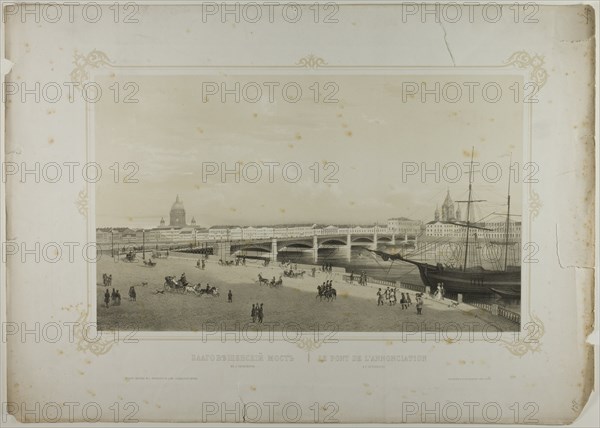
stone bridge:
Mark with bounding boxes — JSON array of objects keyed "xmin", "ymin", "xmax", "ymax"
[{"xmin": 206, "ymin": 232, "xmax": 417, "ymax": 262}]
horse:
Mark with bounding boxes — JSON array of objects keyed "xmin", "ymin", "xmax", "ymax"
[
  {"xmin": 317, "ymin": 286, "xmax": 336, "ymax": 302},
  {"xmin": 257, "ymin": 274, "xmax": 269, "ymax": 286},
  {"xmin": 129, "ymin": 286, "xmax": 137, "ymax": 302},
  {"xmin": 198, "ymin": 286, "xmax": 219, "ymax": 297},
  {"xmin": 185, "ymin": 285, "xmax": 199, "ymax": 295}
]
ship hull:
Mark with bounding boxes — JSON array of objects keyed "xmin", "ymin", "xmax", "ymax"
[
  {"xmin": 413, "ymin": 263, "xmax": 521, "ymax": 295},
  {"xmin": 365, "ymin": 249, "xmax": 521, "ymax": 296}
]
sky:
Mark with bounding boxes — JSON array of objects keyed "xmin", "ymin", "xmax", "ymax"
[{"xmin": 95, "ymin": 73, "xmax": 524, "ymax": 228}]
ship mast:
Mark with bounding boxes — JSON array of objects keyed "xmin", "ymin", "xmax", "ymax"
[
  {"xmin": 463, "ymin": 147, "xmax": 475, "ymax": 271},
  {"xmin": 503, "ymin": 154, "xmax": 512, "ymax": 271}
]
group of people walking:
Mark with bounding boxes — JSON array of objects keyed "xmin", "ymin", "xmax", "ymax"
[
  {"xmin": 349, "ymin": 271, "xmax": 368, "ymax": 286},
  {"xmin": 321, "ymin": 263, "xmax": 333, "ymax": 273},
  {"xmin": 251, "ymin": 303, "xmax": 264, "ymax": 323},
  {"xmin": 104, "ymin": 288, "xmax": 121, "ymax": 308},
  {"xmin": 102, "ymin": 273, "xmax": 113, "ymax": 287},
  {"xmin": 433, "ymin": 283, "xmax": 446, "ymax": 300},
  {"xmin": 376, "ymin": 287, "xmax": 422, "ymax": 313}
]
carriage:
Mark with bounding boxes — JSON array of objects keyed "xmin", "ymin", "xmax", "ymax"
[
  {"xmin": 164, "ymin": 276, "xmax": 186, "ymax": 293},
  {"xmin": 152, "ymin": 250, "xmax": 169, "ymax": 259},
  {"xmin": 257, "ymin": 274, "xmax": 283, "ymax": 288},
  {"xmin": 283, "ymin": 269, "xmax": 305, "ymax": 279},
  {"xmin": 123, "ymin": 251, "xmax": 137, "ymax": 262},
  {"xmin": 270, "ymin": 276, "xmax": 283, "ymax": 288}
]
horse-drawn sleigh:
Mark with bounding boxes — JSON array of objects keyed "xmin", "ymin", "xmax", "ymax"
[
  {"xmin": 283, "ymin": 269, "xmax": 305, "ymax": 279},
  {"xmin": 258, "ymin": 273, "xmax": 283, "ymax": 288},
  {"xmin": 123, "ymin": 251, "xmax": 137, "ymax": 263}
]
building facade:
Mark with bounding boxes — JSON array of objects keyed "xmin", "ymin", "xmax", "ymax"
[{"xmin": 386, "ymin": 217, "xmax": 423, "ymax": 236}]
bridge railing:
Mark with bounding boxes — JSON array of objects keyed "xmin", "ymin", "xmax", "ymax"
[
  {"xmin": 462, "ymin": 298, "xmax": 521, "ymax": 325},
  {"xmin": 367, "ymin": 277, "xmax": 396, "ymax": 287},
  {"xmin": 498, "ymin": 306, "xmax": 521, "ymax": 324},
  {"xmin": 396, "ymin": 281, "xmax": 426, "ymax": 293}
]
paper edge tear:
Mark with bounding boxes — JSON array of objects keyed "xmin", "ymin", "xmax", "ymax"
[{"xmin": 1, "ymin": 58, "xmax": 14, "ymax": 76}]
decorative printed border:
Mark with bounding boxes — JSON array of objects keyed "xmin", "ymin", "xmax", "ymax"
[
  {"xmin": 63, "ymin": 304, "xmax": 116, "ymax": 356},
  {"xmin": 70, "ymin": 50, "xmax": 547, "ymax": 357}
]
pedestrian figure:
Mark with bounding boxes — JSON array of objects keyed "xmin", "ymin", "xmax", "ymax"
[
  {"xmin": 258, "ymin": 304, "xmax": 264, "ymax": 323},
  {"xmin": 228, "ymin": 290, "xmax": 233, "ymax": 303},
  {"xmin": 251, "ymin": 304, "xmax": 256, "ymax": 322},
  {"xmin": 377, "ymin": 288, "xmax": 384, "ymax": 306},
  {"xmin": 104, "ymin": 289, "xmax": 110, "ymax": 308},
  {"xmin": 407, "ymin": 293, "xmax": 412, "ymax": 306},
  {"xmin": 349, "ymin": 271, "xmax": 354, "ymax": 284},
  {"xmin": 416, "ymin": 295, "xmax": 424, "ymax": 315},
  {"xmin": 111, "ymin": 288, "xmax": 117, "ymax": 304},
  {"xmin": 115, "ymin": 290, "xmax": 121, "ymax": 306},
  {"xmin": 401, "ymin": 293, "xmax": 407, "ymax": 309}
]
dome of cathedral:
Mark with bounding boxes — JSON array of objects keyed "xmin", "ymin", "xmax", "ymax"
[{"xmin": 171, "ymin": 195, "xmax": 185, "ymax": 211}]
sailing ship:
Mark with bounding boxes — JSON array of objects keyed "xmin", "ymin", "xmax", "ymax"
[{"xmin": 368, "ymin": 148, "xmax": 521, "ymax": 296}]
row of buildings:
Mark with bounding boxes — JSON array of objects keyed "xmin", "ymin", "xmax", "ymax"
[
  {"xmin": 96, "ymin": 194, "xmax": 521, "ymax": 247},
  {"xmin": 423, "ymin": 190, "xmax": 521, "ymax": 241}
]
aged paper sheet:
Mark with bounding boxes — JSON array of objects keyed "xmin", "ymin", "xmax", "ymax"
[{"xmin": 1, "ymin": 1, "xmax": 597, "ymax": 425}]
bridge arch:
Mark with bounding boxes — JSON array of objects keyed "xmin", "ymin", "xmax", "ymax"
[
  {"xmin": 352, "ymin": 236, "xmax": 374, "ymax": 243},
  {"xmin": 319, "ymin": 238, "xmax": 347, "ymax": 247}
]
